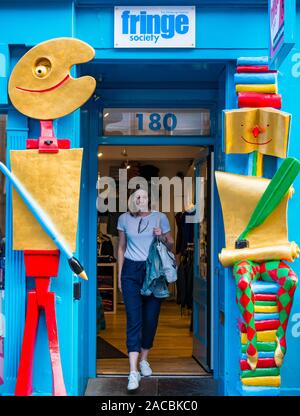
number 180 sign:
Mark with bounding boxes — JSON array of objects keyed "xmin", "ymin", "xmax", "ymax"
[{"xmin": 103, "ymin": 108, "xmax": 211, "ymax": 136}]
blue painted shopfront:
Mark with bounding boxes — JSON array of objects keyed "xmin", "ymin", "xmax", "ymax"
[{"xmin": 0, "ymin": 0, "xmax": 300, "ymax": 396}]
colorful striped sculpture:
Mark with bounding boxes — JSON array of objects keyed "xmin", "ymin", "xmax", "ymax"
[{"xmin": 217, "ymin": 56, "xmax": 299, "ymax": 395}]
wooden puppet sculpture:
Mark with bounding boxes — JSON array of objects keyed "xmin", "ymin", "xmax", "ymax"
[
  {"xmin": 216, "ymin": 58, "xmax": 299, "ymax": 390},
  {"xmin": 1, "ymin": 38, "xmax": 96, "ymax": 395}
]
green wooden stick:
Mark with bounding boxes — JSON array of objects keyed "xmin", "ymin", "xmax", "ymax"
[
  {"xmin": 238, "ymin": 157, "xmax": 300, "ymax": 242},
  {"xmin": 252, "ymin": 151, "xmax": 258, "ymax": 176}
]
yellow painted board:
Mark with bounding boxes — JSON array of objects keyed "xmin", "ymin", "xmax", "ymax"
[
  {"xmin": 219, "ymin": 243, "xmax": 298, "ymax": 267},
  {"xmin": 235, "ymin": 84, "xmax": 278, "ymax": 93},
  {"xmin": 241, "ymin": 330, "xmax": 277, "ymax": 344},
  {"xmin": 215, "ymin": 171, "xmax": 291, "ymax": 251},
  {"xmin": 254, "ymin": 305, "xmax": 279, "ymax": 313},
  {"xmin": 11, "ymin": 149, "xmax": 83, "ymax": 251},
  {"xmin": 8, "ymin": 38, "xmax": 96, "ymax": 120},
  {"xmin": 224, "ymin": 108, "xmax": 290, "ymax": 158},
  {"xmin": 241, "ymin": 376, "xmax": 280, "ymax": 387}
]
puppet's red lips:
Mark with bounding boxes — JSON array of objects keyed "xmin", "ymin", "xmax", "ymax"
[
  {"xmin": 241, "ymin": 136, "xmax": 272, "ymax": 145},
  {"xmin": 16, "ymin": 74, "xmax": 70, "ymax": 93}
]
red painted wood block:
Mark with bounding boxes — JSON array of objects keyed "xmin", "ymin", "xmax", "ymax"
[
  {"xmin": 24, "ymin": 250, "xmax": 60, "ymax": 277},
  {"xmin": 44, "ymin": 291, "xmax": 67, "ymax": 396},
  {"xmin": 15, "ymin": 286, "xmax": 67, "ymax": 396},
  {"xmin": 237, "ymin": 66, "xmax": 277, "ymax": 73},
  {"xmin": 240, "ymin": 358, "xmax": 277, "ymax": 370},
  {"xmin": 238, "ymin": 92, "xmax": 282, "ymax": 108},
  {"xmin": 26, "ymin": 139, "xmax": 71, "ymax": 149},
  {"xmin": 240, "ymin": 320, "xmax": 280, "ymax": 333},
  {"xmin": 15, "ymin": 291, "xmax": 39, "ymax": 396},
  {"xmin": 26, "ymin": 121, "xmax": 70, "ymax": 151},
  {"xmin": 255, "ymin": 294, "xmax": 277, "ymax": 302}
]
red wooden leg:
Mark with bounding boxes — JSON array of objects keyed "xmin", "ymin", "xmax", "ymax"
[
  {"xmin": 19, "ymin": 252, "xmax": 66, "ymax": 396},
  {"xmin": 44, "ymin": 291, "xmax": 67, "ymax": 396},
  {"xmin": 15, "ymin": 291, "xmax": 39, "ymax": 396}
]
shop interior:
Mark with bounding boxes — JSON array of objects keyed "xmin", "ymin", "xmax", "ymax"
[{"xmin": 96, "ymin": 145, "xmax": 210, "ymax": 376}]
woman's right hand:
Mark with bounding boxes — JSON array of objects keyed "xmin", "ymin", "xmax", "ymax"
[{"xmin": 118, "ymin": 277, "xmax": 122, "ymax": 293}]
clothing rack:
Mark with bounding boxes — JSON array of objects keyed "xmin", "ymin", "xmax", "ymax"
[{"xmin": 186, "ymin": 242, "xmax": 194, "ymax": 251}]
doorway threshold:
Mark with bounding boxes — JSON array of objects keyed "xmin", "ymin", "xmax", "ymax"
[
  {"xmin": 96, "ymin": 374, "xmax": 211, "ymax": 378},
  {"xmin": 86, "ymin": 376, "xmax": 217, "ymax": 396},
  {"xmin": 97, "ymin": 357, "xmax": 207, "ymax": 376}
]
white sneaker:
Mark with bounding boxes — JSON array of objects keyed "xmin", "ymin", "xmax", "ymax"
[
  {"xmin": 139, "ymin": 360, "xmax": 153, "ymax": 377},
  {"xmin": 127, "ymin": 371, "xmax": 141, "ymax": 391}
]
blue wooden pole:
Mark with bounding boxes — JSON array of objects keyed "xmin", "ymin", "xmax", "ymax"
[{"xmin": 0, "ymin": 161, "xmax": 87, "ymax": 280}]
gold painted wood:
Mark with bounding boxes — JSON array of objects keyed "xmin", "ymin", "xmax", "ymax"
[
  {"xmin": 10, "ymin": 149, "xmax": 83, "ymax": 251},
  {"xmin": 219, "ymin": 243, "xmax": 298, "ymax": 268},
  {"xmin": 224, "ymin": 108, "xmax": 290, "ymax": 158},
  {"xmin": 215, "ymin": 171, "xmax": 298, "ymax": 266},
  {"xmin": 8, "ymin": 38, "xmax": 96, "ymax": 120}
]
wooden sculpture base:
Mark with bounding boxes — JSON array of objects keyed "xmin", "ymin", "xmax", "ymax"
[{"xmin": 15, "ymin": 250, "xmax": 67, "ymax": 396}]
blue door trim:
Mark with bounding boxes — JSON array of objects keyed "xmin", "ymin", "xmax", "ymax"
[
  {"xmin": 83, "ymin": 78, "xmax": 223, "ymax": 390},
  {"xmin": 99, "ymin": 136, "xmax": 215, "ymax": 146}
]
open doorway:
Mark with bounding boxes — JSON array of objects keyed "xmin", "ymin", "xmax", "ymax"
[{"xmin": 95, "ymin": 145, "xmax": 211, "ymax": 377}]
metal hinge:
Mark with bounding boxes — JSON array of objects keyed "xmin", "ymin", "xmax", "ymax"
[{"xmin": 73, "ymin": 282, "xmax": 81, "ymax": 301}]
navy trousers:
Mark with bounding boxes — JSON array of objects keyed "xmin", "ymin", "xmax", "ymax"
[{"xmin": 121, "ymin": 257, "xmax": 162, "ymax": 353}]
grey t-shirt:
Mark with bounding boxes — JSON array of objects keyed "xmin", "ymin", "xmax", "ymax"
[{"xmin": 117, "ymin": 211, "xmax": 171, "ymax": 261}]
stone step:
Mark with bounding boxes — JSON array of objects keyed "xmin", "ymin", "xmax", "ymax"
[{"xmin": 85, "ymin": 376, "xmax": 217, "ymax": 396}]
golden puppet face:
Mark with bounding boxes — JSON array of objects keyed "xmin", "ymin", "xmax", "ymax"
[
  {"xmin": 224, "ymin": 108, "xmax": 291, "ymax": 158},
  {"xmin": 8, "ymin": 38, "xmax": 96, "ymax": 120}
]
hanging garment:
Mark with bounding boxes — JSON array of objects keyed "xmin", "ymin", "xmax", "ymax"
[
  {"xmin": 175, "ymin": 212, "xmax": 183, "ymax": 255},
  {"xmin": 178, "ymin": 209, "xmax": 196, "ymax": 254},
  {"xmin": 186, "ymin": 251, "xmax": 194, "ymax": 310},
  {"xmin": 97, "ymin": 234, "xmax": 116, "ymax": 263},
  {"xmin": 176, "ymin": 249, "xmax": 194, "ymax": 310},
  {"xmin": 99, "ymin": 239, "xmax": 114, "ymax": 257},
  {"xmin": 97, "ymin": 294, "xmax": 106, "ymax": 331},
  {"xmin": 176, "ymin": 259, "xmax": 187, "ymax": 307},
  {"xmin": 107, "ymin": 210, "xmax": 122, "ymax": 237},
  {"xmin": 139, "ymin": 164, "xmax": 160, "ymax": 181},
  {"xmin": 156, "ymin": 237, "xmax": 177, "ymax": 283}
]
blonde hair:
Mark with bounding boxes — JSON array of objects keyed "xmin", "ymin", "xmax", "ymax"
[{"xmin": 128, "ymin": 188, "xmax": 152, "ymax": 217}]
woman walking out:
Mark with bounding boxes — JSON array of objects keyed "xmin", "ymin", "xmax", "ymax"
[{"xmin": 117, "ymin": 189, "xmax": 174, "ymax": 392}]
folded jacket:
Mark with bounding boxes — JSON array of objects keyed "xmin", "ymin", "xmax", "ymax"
[{"xmin": 141, "ymin": 237, "xmax": 170, "ymax": 298}]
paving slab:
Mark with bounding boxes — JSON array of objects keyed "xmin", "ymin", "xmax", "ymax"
[{"xmin": 85, "ymin": 376, "xmax": 217, "ymax": 397}]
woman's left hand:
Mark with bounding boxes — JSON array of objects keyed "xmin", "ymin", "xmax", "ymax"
[{"xmin": 153, "ymin": 227, "xmax": 162, "ymax": 236}]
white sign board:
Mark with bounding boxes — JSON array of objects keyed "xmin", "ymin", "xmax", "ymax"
[
  {"xmin": 103, "ymin": 108, "xmax": 210, "ymax": 136},
  {"xmin": 114, "ymin": 6, "xmax": 195, "ymax": 48}
]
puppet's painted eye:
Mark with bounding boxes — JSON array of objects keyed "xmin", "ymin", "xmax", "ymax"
[
  {"xmin": 33, "ymin": 58, "xmax": 52, "ymax": 78},
  {"xmin": 241, "ymin": 124, "xmax": 244, "ymax": 127}
]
